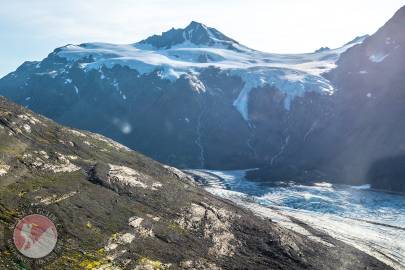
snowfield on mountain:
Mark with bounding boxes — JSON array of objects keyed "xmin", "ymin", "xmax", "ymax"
[
  {"xmin": 54, "ymin": 21, "xmax": 363, "ymax": 116},
  {"xmin": 1, "ymin": 6, "xmax": 404, "ymax": 193}
]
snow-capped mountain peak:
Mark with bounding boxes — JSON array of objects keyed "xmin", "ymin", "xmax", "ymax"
[
  {"xmin": 7, "ymin": 22, "xmax": 367, "ymax": 122},
  {"xmin": 137, "ymin": 21, "xmax": 241, "ymax": 50},
  {"xmin": 1, "ymin": 6, "xmax": 404, "ymax": 201}
]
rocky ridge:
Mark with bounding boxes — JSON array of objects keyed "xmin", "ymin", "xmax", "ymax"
[{"xmin": 0, "ymin": 96, "xmax": 391, "ymax": 269}]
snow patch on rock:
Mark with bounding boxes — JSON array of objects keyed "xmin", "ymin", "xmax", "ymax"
[
  {"xmin": 232, "ymin": 68, "xmax": 334, "ymax": 120},
  {"xmin": 369, "ymin": 53, "xmax": 389, "ymax": 63},
  {"xmin": 54, "ymin": 32, "xmax": 362, "ymax": 121},
  {"xmin": 186, "ymin": 73, "xmax": 206, "ymax": 93}
]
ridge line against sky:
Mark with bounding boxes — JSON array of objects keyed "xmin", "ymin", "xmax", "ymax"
[{"xmin": 1, "ymin": 0, "xmax": 405, "ymax": 77}]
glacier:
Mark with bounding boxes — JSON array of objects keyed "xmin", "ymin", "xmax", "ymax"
[
  {"xmin": 53, "ymin": 23, "xmax": 366, "ymax": 120},
  {"xmin": 186, "ymin": 169, "xmax": 405, "ymax": 270}
]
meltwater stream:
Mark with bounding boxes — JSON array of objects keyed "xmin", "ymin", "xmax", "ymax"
[{"xmin": 185, "ymin": 169, "xmax": 405, "ymax": 270}]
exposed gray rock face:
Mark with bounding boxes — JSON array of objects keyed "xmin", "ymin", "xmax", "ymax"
[
  {"xmin": 0, "ymin": 96, "xmax": 391, "ymax": 269},
  {"xmin": 0, "ymin": 21, "xmax": 354, "ymax": 171},
  {"xmin": 0, "ymin": 7, "xmax": 404, "ymax": 193}
]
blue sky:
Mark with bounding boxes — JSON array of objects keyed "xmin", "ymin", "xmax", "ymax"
[{"xmin": 1, "ymin": 0, "xmax": 404, "ymax": 77}]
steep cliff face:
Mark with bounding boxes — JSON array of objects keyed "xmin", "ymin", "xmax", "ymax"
[
  {"xmin": 323, "ymin": 5, "xmax": 405, "ymax": 188},
  {"xmin": 0, "ymin": 8, "xmax": 404, "ymax": 193},
  {"xmin": 0, "ymin": 21, "xmax": 362, "ymax": 171},
  {"xmin": 249, "ymin": 6, "xmax": 405, "ymax": 192},
  {"xmin": 0, "ymin": 97, "xmax": 391, "ymax": 269}
]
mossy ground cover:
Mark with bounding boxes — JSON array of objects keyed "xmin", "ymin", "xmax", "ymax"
[{"xmin": 0, "ymin": 96, "xmax": 394, "ymax": 270}]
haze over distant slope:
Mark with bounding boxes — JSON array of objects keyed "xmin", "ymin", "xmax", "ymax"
[
  {"xmin": 0, "ymin": 96, "xmax": 391, "ymax": 269},
  {"xmin": 249, "ymin": 5, "xmax": 405, "ymax": 193},
  {"xmin": 0, "ymin": 21, "xmax": 363, "ymax": 167},
  {"xmin": 1, "ymin": 6, "xmax": 405, "ymax": 193}
]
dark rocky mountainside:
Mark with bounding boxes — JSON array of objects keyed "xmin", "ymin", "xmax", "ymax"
[
  {"xmin": 0, "ymin": 21, "xmax": 354, "ymax": 172},
  {"xmin": 0, "ymin": 7, "xmax": 404, "ymax": 194},
  {"xmin": 0, "ymin": 97, "xmax": 391, "ymax": 269},
  {"xmin": 249, "ymin": 5, "xmax": 405, "ymax": 193}
]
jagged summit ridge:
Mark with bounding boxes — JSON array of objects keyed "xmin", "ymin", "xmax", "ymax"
[
  {"xmin": 0, "ymin": 16, "xmax": 381, "ymax": 174},
  {"xmin": 138, "ymin": 21, "xmax": 240, "ymax": 50},
  {"xmin": 42, "ymin": 20, "xmax": 363, "ymax": 119}
]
